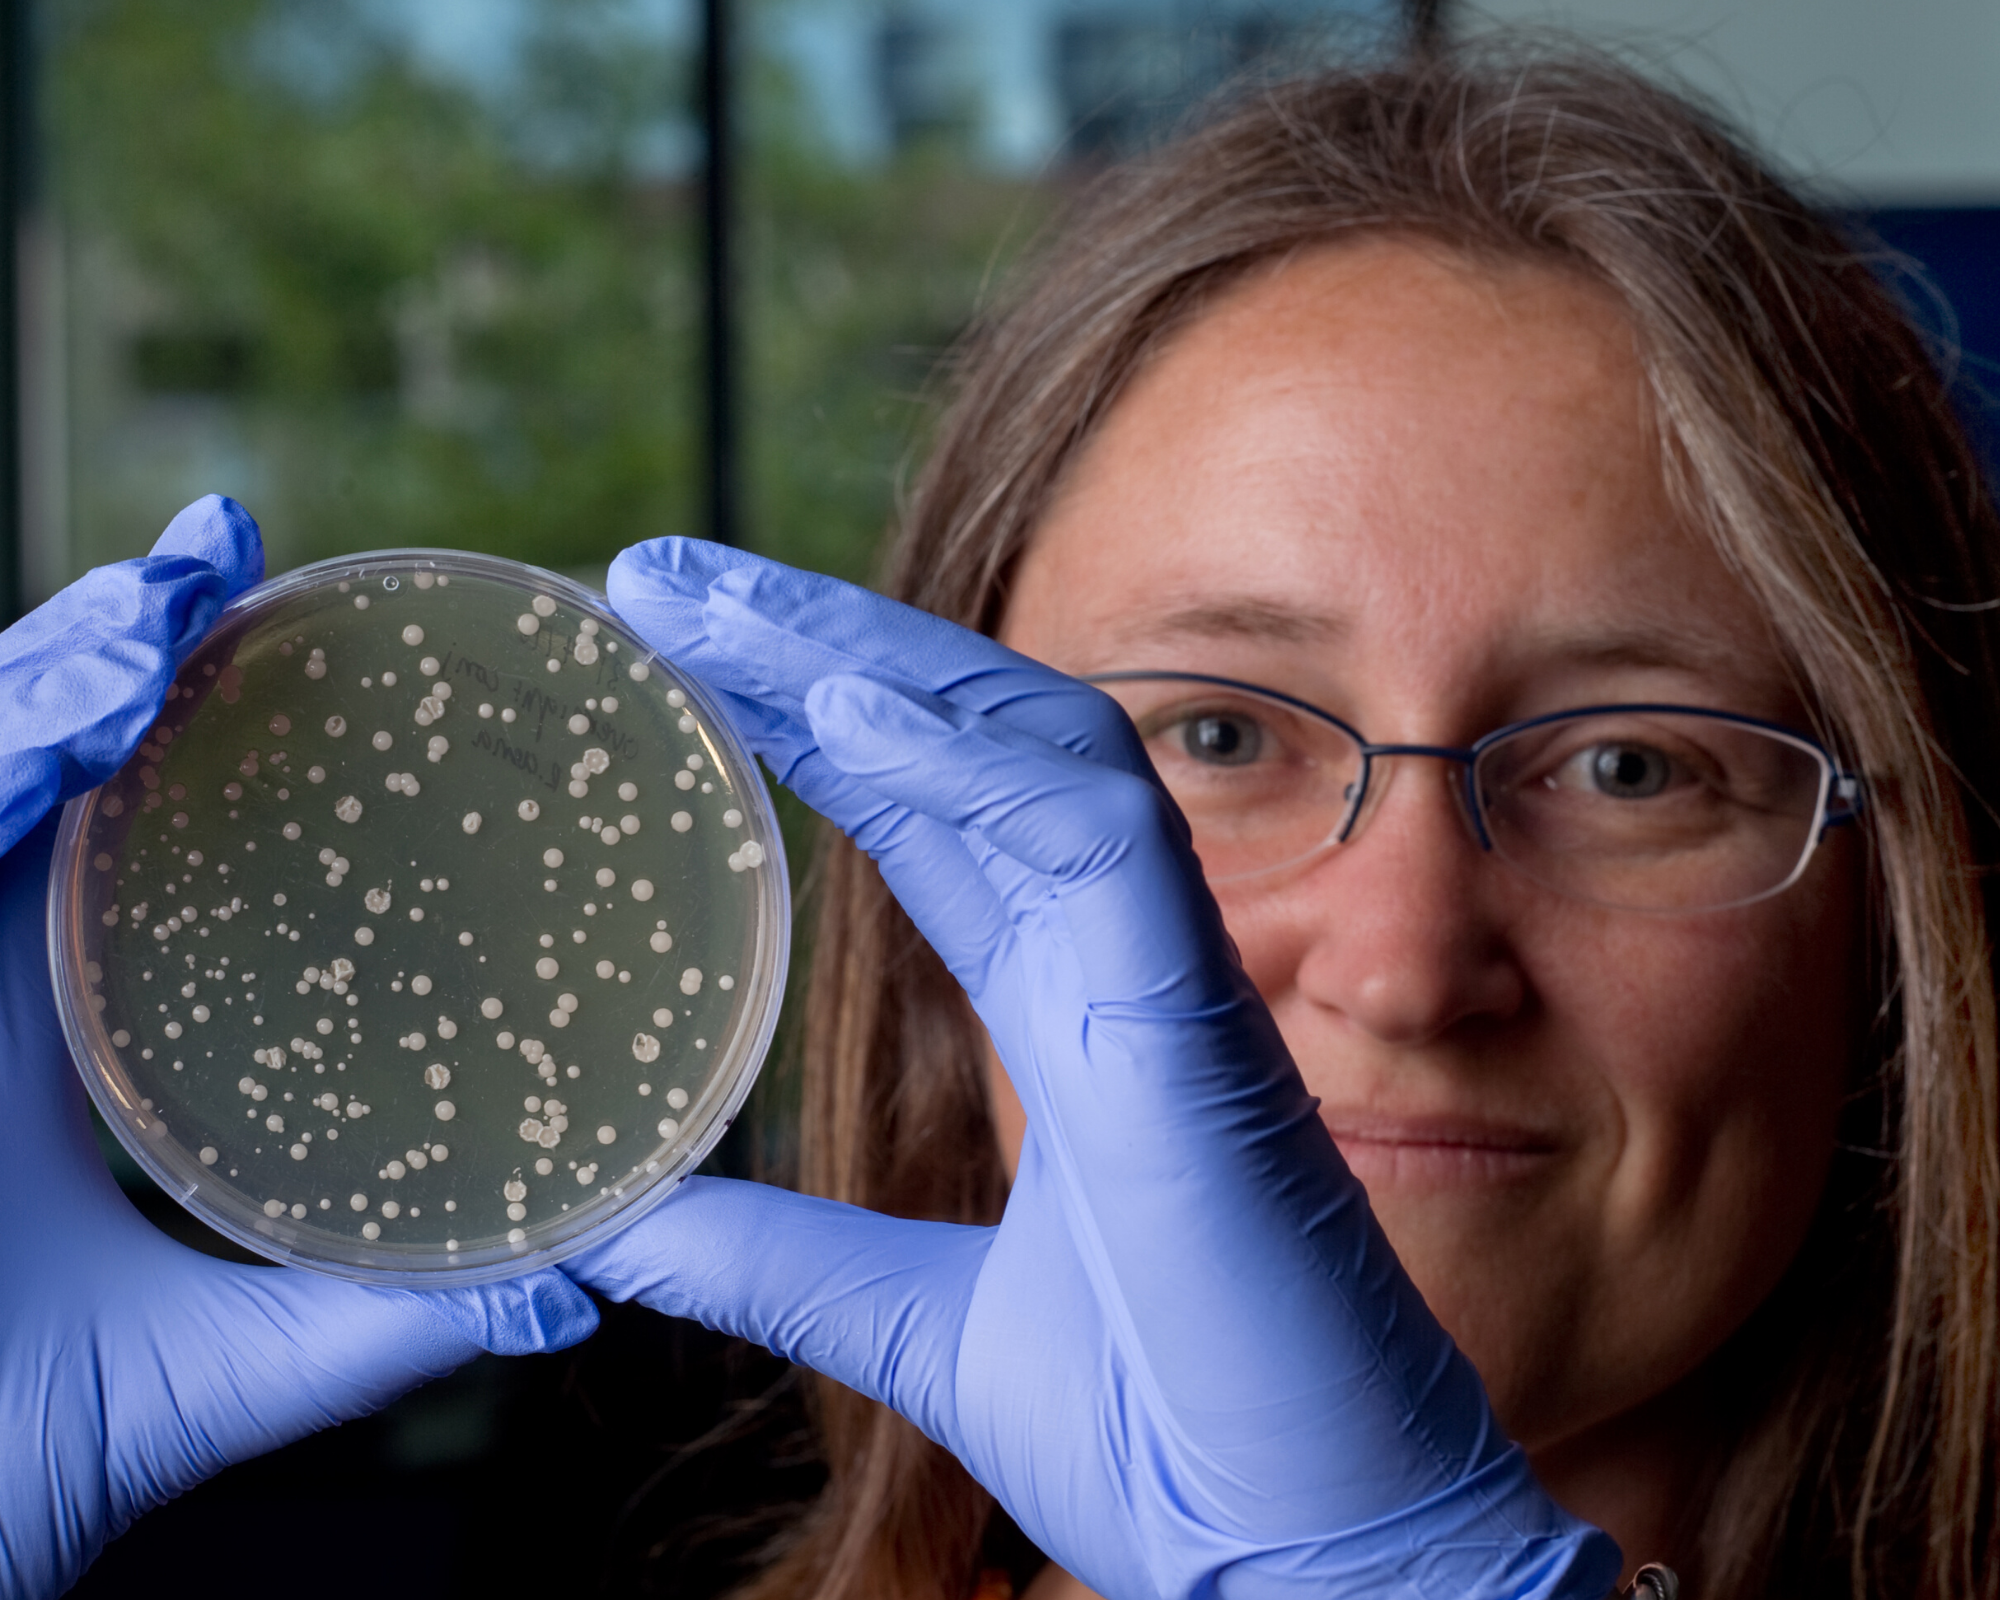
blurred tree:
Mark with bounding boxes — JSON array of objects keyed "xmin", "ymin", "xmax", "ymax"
[
  {"xmin": 49, "ymin": 0, "xmax": 701, "ymax": 578},
  {"xmin": 47, "ymin": 0, "xmax": 1056, "ymax": 593}
]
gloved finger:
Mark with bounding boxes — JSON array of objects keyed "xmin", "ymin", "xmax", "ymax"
[
  {"xmin": 562, "ymin": 1175, "xmax": 988, "ymax": 1454},
  {"xmin": 607, "ymin": 539, "xmax": 1146, "ymax": 778},
  {"xmin": 706, "ymin": 711, "xmax": 1013, "ymax": 991},
  {"xmin": 697, "ymin": 721, "xmax": 1012, "ymax": 991},
  {"xmin": 603, "ymin": 534, "xmax": 764, "ymax": 672},
  {"xmin": 805, "ymin": 670, "xmax": 1214, "ymax": 1011},
  {"xmin": 0, "ymin": 495, "xmax": 265, "ymax": 858},
  {"xmin": 264, "ymin": 1264, "xmax": 600, "ymax": 1360},
  {"xmin": 792, "ymin": 753, "xmax": 1021, "ymax": 991},
  {"xmin": 694, "ymin": 578, "xmax": 1166, "ymax": 924},
  {"xmin": 105, "ymin": 1258, "xmax": 602, "ymax": 1459},
  {"xmin": 32, "ymin": 1256, "xmax": 600, "ymax": 1586},
  {"xmin": 605, "ymin": 539, "xmax": 818, "ymax": 774},
  {"xmin": 609, "ymin": 536, "xmax": 1003, "ymax": 710},
  {"xmin": 607, "ymin": 539, "xmax": 1127, "ymax": 974},
  {"xmin": 147, "ymin": 492, "xmax": 266, "ymax": 593},
  {"xmin": 860, "ymin": 818, "xmax": 1021, "ymax": 998}
]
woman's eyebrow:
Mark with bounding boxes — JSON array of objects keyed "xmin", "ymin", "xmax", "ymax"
[
  {"xmin": 1525, "ymin": 623, "xmax": 1771, "ymax": 681},
  {"xmin": 1121, "ymin": 599, "xmax": 1346, "ymax": 645}
]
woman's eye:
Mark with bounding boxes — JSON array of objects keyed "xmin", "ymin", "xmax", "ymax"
[
  {"xmin": 1177, "ymin": 713, "xmax": 1263, "ymax": 766},
  {"xmin": 1575, "ymin": 741, "xmax": 1674, "ymax": 799}
]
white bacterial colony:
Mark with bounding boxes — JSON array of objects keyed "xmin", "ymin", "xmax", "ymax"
[{"xmin": 73, "ymin": 564, "xmax": 772, "ymax": 1267}]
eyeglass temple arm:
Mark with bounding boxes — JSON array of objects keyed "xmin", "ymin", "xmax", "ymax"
[{"xmin": 1822, "ymin": 772, "xmax": 1865, "ymax": 836}]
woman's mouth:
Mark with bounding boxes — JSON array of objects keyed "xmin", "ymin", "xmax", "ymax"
[{"xmin": 1321, "ymin": 1113, "xmax": 1564, "ymax": 1191}]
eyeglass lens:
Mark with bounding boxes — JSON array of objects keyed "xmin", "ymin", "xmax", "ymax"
[{"xmin": 1099, "ymin": 677, "xmax": 1832, "ymax": 912}]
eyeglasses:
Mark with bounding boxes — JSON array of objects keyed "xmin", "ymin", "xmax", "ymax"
[{"xmin": 1085, "ymin": 672, "xmax": 1864, "ymax": 914}]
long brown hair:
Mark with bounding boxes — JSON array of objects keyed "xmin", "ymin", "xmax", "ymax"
[{"xmin": 743, "ymin": 46, "xmax": 2000, "ymax": 1600}]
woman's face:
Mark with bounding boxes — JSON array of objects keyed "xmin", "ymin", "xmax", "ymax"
[{"xmin": 995, "ymin": 241, "xmax": 1863, "ymax": 1462}]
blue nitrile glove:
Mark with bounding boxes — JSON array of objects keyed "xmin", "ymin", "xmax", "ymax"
[
  {"xmin": 0, "ymin": 497, "xmax": 599, "ymax": 1600},
  {"xmin": 571, "ymin": 539, "xmax": 1625, "ymax": 1600}
]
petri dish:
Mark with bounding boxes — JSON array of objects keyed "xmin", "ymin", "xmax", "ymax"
[{"xmin": 49, "ymin": 550, "xmax": 788, "ymax": 1286}]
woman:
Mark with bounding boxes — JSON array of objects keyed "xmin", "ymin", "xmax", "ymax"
[
  {"xmin": 1, "ymin": 43, "xmax": 1994, "ymax": 1600},
  {"xmin": 711, "ymin": 48, "xmax": 2000, "ymax": 1600}
]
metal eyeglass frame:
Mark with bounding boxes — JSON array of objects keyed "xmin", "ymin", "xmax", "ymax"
[{"xmin": 1083, "ymin": 671, "xmax": 1866, "ymax": 908}]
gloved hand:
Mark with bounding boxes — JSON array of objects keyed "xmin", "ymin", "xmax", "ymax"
[
  {"xmin": 0, "ymin": 497, "xmax": 599, "ymax": 1600},
  {"xmin": 573, "ymin": 539, "xmax": 1625, "ymax": 1600}
]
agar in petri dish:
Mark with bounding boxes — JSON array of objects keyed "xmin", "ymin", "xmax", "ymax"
[{"xmin": 50, "ymin": 551, "xmax": 788, "ymax": 1285}]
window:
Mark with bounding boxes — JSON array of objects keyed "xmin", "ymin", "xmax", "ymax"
[{"xmin": 6, "ymin": 0, "xmax": 1404, "ymax": 613}]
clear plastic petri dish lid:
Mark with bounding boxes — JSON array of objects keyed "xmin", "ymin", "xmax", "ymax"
[{"xmin": 50, "ymin": 550, "xmax": 788, "ymax": 1286}]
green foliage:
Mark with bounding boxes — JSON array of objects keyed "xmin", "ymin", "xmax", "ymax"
[
  {"xmin": 47, "ymin": 0, "xmax": 1049, "ymax": 591},
  {"xmin": 51, "ymin": 0, "xmax": 699, "ymax": 577}
]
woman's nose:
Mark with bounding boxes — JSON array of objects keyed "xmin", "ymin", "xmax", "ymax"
[{"xmin": 1262, "ymin": 756, "xmax": 1528, "ymax": 1045}]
